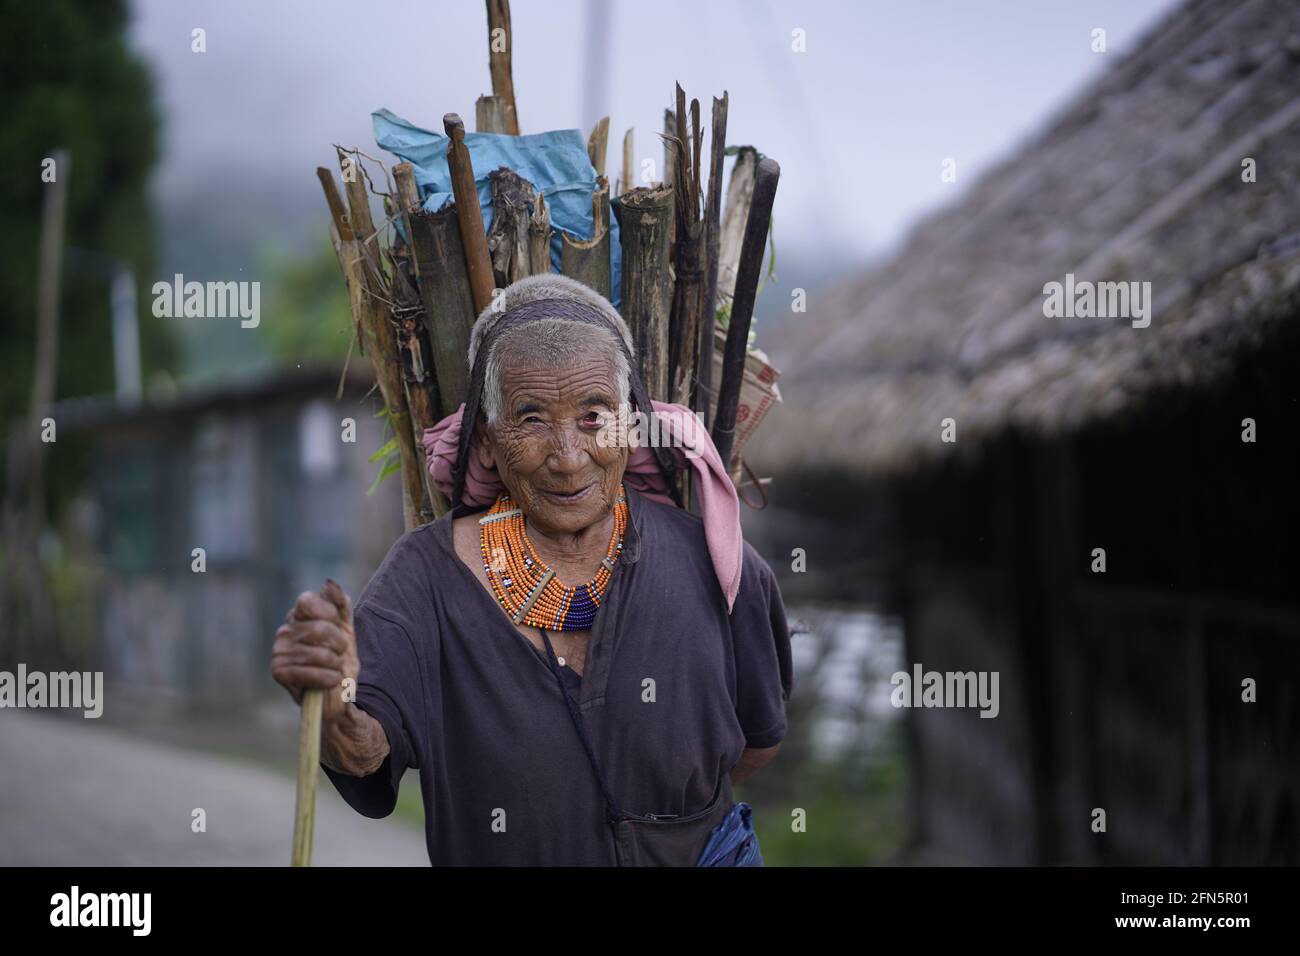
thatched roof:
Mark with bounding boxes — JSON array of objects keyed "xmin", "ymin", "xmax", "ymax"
[{"xmin": 757, "ymin": 0, "xmax": 1300, "ymax": 475}]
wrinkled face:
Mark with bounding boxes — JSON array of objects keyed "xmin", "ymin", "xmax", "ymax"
[{"xmin": 478, "ymin": 349, "xmax": 628, "ymax": 536}]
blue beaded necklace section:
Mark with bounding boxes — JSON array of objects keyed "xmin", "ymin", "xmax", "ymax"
[{"xmin": 480, "ymin": 487, "xmax": 628, "ymax": 631}]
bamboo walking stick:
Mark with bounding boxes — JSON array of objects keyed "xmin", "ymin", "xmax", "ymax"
[
  {"xmin": 291, "ymin": 688, "xmax": 323, "ymax": 867},
  {"xmin": 291, "ymin": 578, "xmax": 347, "ymax": 866}
]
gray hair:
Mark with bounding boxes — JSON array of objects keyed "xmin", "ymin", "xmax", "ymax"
[{"xmin": 468, "ymin": 275, "xmax": 636, "ymax": 424}]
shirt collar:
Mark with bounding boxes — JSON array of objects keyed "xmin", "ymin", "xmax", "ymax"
[{"xmin": 620, "ymin": 484, "xmax": 644, "ymax": 565}]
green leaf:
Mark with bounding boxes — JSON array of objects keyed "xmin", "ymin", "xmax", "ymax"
[
  {"xmin": 366, "ymin": 455, "xmax": 402, "ymax": 495},
  {"xmin": 367, "ymin": 436, "xmax": 398, "ymax": 463}
]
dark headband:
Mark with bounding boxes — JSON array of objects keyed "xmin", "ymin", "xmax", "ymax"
[{"xmin": 451, "ymin": 296, "xmax": 681, "ymax": 509}]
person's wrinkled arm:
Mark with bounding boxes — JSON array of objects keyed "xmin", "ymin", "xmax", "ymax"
[
  {"xmin": 321, "ymin": 703, "xmax": 391, "ymax": 777},
  {"xmin": 728, "ymin": 551, "xmax": 794, "ymax": 787},
  {"xmin": 271, "ymin": 584, "xmax": 390, "ymax": 778},
  {"xmin": 731, "ymin": 743, "xmax": 781, "ymax": 786}
]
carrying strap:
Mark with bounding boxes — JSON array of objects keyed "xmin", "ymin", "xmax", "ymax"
[{"xmin": 538, "ymin": 629, "xmax": 627, "ymax": 825}]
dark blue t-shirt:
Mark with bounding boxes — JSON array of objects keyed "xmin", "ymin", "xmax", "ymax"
[{"xmin": 323, "ymin": 487, "xmax": 793, "ymax": 865}]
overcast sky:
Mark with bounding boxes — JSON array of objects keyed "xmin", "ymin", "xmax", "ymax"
[{"xmin": 129, "ymin": 0, "xmax": 1178, "ymax": 275}]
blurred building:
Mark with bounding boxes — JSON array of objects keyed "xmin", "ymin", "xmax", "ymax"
[
  {"xmin": 759, "ymin": 0, "xmax": 1300, "ymax": 864},
  {"xmin": 49, "ymin": 365, "xmax": 403, "ymax": 711}
]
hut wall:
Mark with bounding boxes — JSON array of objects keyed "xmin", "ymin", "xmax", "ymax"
[
  {"xmin": 92, "ymin": 385, "xmax": 403, "ymax": 710},
  {"xmin": 904, "ymin": 564, "xmax": 1036, "ymax": 864},
  {"xmin": 893, "ymin": 333, "xmax": 1300, "ymax": 865}
]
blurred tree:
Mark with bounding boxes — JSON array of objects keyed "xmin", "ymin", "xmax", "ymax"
[
  {"xmin": 258, "ymin": 239, "xmax": 354, "ymax": 365},
  {"xmin": 0, "ymin": 0, "xmax": 175, "ymax": 433}
]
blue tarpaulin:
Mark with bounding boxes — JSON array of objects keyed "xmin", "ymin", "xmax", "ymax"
[{"xmin": 372, "ymin": 108, "xmax": 621, "ymax": 307}]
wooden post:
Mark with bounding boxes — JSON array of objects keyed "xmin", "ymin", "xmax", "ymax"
[
  {"xmin": 713, "ymin": 157, "xmax": 779, "ymax": 468},
  {"xmin": 444, "ymin": 113, "xmax": 495, "ymax": 314},
  {"xmin": 617, "ymin": 184, "xmax": 674, "ymax": 403},
  {"xmin": 485, "ymin": 0, "xmax": 520, "ymax": 134},
  {"xmin": 5, "ymin": 147, "xmax": 70, "ymax": 663},
  {"xmin": 560, "ymin": 178, "xmax": 611, "ymax": 298},
  {"xmin": 31, "ymin": 150, "xmax": 70, "ymax": 441}
]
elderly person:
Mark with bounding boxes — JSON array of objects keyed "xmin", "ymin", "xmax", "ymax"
[{"xmin": 271, "ymin": 274, "xmax": 792, "ymax": 866}]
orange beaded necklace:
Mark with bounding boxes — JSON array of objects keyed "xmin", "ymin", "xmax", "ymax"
[{"xmin": 479, "ymin": 486, "xmax": 629, "ymax": 631}]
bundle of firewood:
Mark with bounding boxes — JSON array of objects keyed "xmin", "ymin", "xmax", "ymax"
[{"xmin": 315, "ymin": 0, "xmax": 780, "ymax": 531}]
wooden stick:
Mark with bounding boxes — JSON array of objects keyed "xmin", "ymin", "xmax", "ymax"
[
  {"xmin": 486, "ymin": 0, "xmax": 520, "ymax": 134},
  {"xmin": 329, "ymin": 154, "xmax": 427, "ymax": 528},
  {"xmin": 560, "ymin": 178, "xmax": 611, "ymax": 298},
  {"xmin": 676, "ymin": 88, "xmax": 692, "ymax": 201},
  {"xmin": 317, "ymin": 166, "xmax": 353, "ymax": 242},
  {"xmin": 695, "ymin": 92, "xmax": 728, "ymax": 426},
  {"xmin": 487, "ymin": 166, "xmax": 537, "ymax": 287},
  {"xmin": 717, "ymin": 146, "xmax": 757, "ymax": 313},
  {"xmin": 444, "ymin": 113, "xmax": 495, "ymax": 314},
  {"xmin": 291, "ymin": 686, "xmax": 322, "ymax": 867},
  {"xmin": 587, "ymin": 116, "xmax": 610, "ymax": 178},
  {"xmin": 621, "ymin": 127, "xmax": 633, "ymax": 196},
  {"xmin": 388, "ymin": 170, "xmax": 451, "ymax": 519},
  {"xmin": 476, "ymin": 95, "xmax": 510, "ymax": 134},
  {"xmin": 528, "ymin": 191, "xmax": 552, "ymax": 275},
  {"xmin": 712, "ymin": 157, "xmax": 779, "ymax": 468},
  {"xmin": 392, "ymin": 167, "xmax": 475, "ymax": 418},
  {"xmin": 662, "ymin": 108, "xmax": 676, "ymax": 194},
  {"xmin": 690, "ymin": 99, "xmax": 702, "ymax": 220},
  {"xmin": 290, "ymin": 577, "xmax": 348, "ymax": 867},
  {"xmin": 394, "ymin": 177, "xmax": 476, "ymax": 417},
  {"xmin": 617, "ymin": 184, "xmax": 674, "ymax": 402},
  {"xmin": 669, "ymin": 86, "xmax": 705, "ymax": 409},
  {"xmin": 317, "ymin": 168, "xmax": 368, "ymax": 358}
]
